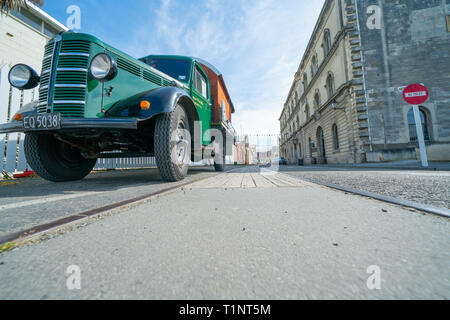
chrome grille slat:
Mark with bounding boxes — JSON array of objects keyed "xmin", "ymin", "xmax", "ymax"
[
  {"xmin": 56, "ymin": 68, "xmax": 88, "ymax": 72},
  {"xmin": 54, "ymin": 84, "xmax": 87, "ymax": 88},
  {"xmin": 59, "ymin": 52, "xmax": 90, "ymax": 57},
  {"xmin": 38, "ymin": 40, "xmax": 55, "ymax": 113},
  {"xmin": 53, "ymin": 100, "xmax": 86, "ymax": 104}
]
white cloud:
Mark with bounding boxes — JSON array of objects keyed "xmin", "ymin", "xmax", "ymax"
[{"xmin": 129, "ymin": 0, "xmax": 325, "ymax": 140}]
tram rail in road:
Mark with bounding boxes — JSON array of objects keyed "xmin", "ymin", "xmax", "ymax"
[
  {"xmin": 0, "ymin": 166, "xmax": 242, "ymax": 246},
  {"xmin": 279, "ymin": 171, "xmax": 450, "ymax": 219}
]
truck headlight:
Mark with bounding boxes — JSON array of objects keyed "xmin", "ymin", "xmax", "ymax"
[
  {"xmin": 8, "ymin": 64, "xmax": 40, "ymax": 90},
  {"xmin": 90, "ymin": 53, "xmax": 118, "ymax": 81}
]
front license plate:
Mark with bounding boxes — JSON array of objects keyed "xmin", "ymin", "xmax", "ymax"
[{"xmin": 23, "ymin": 113, "xmax": 61, "ymax": 130}]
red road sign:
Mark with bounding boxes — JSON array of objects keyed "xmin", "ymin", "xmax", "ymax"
[{"xmin": 403, "ymin": 83, "xmax": 429, "ymax": 105}]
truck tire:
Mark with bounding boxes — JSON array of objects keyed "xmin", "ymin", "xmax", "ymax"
[
  {"xmin": 24, "ymin": 133, "xmax": 97, "ymax": 182},
  {"xmin": 154, "ymin": 104, "xmax": 191, "ymax": 182}
]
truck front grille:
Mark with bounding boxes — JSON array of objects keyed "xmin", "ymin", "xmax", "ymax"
[
  {"xmin": 38, "ymin": 39, "xmax": 90, "ymax": 118},
  {"xmin": 37, "ymin": 40, "xmax": 54, "ymax": 113}
]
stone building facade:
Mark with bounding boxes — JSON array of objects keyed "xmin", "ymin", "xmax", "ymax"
[{"xmin": 279, "ymin": 0, "xmax": 450, "ymax": 164}]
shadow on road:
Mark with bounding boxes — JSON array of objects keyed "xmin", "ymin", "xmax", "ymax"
[{"xmin": 0, "ymin": 166, "xmax": 218, "ymax": 199}]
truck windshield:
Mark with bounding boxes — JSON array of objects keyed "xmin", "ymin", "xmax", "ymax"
[{"xmin": 141, "ymin": 57, "xmax": 191, "ymax": 83}]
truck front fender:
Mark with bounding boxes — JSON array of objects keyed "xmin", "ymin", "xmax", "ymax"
[{"xmin": 105, "ymin": 86, "xmax": 199, "ymax": 125}]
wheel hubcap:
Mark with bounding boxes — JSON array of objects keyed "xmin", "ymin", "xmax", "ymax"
[{"xmin": 176, "ymin": 121, "xmax": 188, "ymax": 165}]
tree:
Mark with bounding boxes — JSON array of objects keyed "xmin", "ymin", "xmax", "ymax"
[{"xmin": 1, "ymin": 0, "xmax": 43, "ymax": 12}]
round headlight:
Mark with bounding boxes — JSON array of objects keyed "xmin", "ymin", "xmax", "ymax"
[
  {"xmin": 8, "ymin": 64, "xmax": 40, "ymax": 90},
  {"xmin": 90, "ymin": 53, "xmax": 117, "ymax": 81}
]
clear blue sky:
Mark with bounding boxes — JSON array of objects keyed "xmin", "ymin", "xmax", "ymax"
[{"xmin": 42, "ymin": 0, "xmax": 324, "ymax": 140}]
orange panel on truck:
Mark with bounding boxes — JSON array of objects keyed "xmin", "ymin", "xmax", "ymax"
[{"xmin": 200, "ymin": 63, "xmax": 235, "ymax": 124}]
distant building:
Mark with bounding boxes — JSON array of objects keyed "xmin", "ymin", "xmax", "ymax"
[
  {"xmin": 0, "ymin": 2, "xmax": 67, "ymax": 73},
  {"xmin": 279, "ymin": 0, "xmax": 450, "ymax": 164},
  {"xmin": 234, "ymin": 140, "xmax": 245, "ymax": 164},
  {"xmin": 257, "ymin": 151, "xmax": 272, "ymax": 163},
  {"xmin": 271, "ymin": 146, "xmax": 279, "ymax": 159},
  {"xmin": 233, "ymin": 135, "xmax": 256, "ymax": 164}
]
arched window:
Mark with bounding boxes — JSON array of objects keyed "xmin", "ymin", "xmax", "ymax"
[
  {"xmin": 311, "ymin": 53, "xmax": 318, "ymax": 77},
  {"xmin": 303, "ymin": 73, "xmax": 308, "ymax": 91},
  {"xmin": 408, "ymin": 107, "xmax": 431, "ymax": 141},
  {"xmin": 314, "ymin": 92, "xmax": 321, "ymax": 111},
  {"xmin": 327, "ymin": 73, "xmax": 334, "ymax": 98},
  {"xmin": 308, "ymin": 137, "xmax": 313, "ymax": 157},
  {"xmin": 323, "ymin": 29, "xmax": 331, "ymax": 56},
  {"xmin": 316, "ymin": 127, "xmax": 326, "ymax": 157},
  {"xmin": 332, "ymin": 124, "xmax": 339, "ymax": 149},
  {"xmin": 305, "ymin": 104, "xmax": 310, "ymax": 119}
]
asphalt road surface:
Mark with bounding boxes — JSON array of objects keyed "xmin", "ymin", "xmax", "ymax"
[
  {"xmin": 0, "ymin": 166, "xmax": 448, "ymax": 299},
  {"xmin": 0, "ymin": 167, "xmax": 220, "ymax": 239},
  {"xmin": 279, "ymin": 165, "xmax": 450, "ymax": 209}
]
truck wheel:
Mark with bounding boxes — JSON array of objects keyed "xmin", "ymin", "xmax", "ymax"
[
  {"xmin": 154, "ymin": 104, "xmax": 191, "ymax": 182},
  {"xmin": 24, "ymin": 133, "xmax": 97, "ymax": 182}
]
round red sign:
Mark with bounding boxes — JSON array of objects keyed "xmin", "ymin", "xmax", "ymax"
[{"xmin": 403, "ymin": 83, "xmax": 429, "ymax": 105}]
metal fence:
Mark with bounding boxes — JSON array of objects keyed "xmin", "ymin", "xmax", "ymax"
[{"xmin": 0, "ymin": 64, "xmax": 156, "ymax": 176}]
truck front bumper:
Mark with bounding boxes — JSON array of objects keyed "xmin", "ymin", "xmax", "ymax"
[{"xmin": 0, "ymin": 118, "xmax": 138, "ymax": 134}]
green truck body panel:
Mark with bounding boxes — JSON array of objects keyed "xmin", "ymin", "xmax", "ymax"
[{"xmin": 39, "ymin": 32, "xmax": 213, "ymax": 145}]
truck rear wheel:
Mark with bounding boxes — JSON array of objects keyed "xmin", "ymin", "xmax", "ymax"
[
  {"xmin": 24, "ymin": 133, "xmax": 97, "ymax": 182},
  {"xmin": 154, "ymin": 104, "xmax": 191, "ymax": 182}
]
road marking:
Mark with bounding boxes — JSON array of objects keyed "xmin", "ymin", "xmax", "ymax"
[{"xmin": 0, "ymin": 191, "xmax": 102, "ymax": 211}]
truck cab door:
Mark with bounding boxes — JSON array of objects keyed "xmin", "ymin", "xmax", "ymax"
[{"xmin": 190, "ymin": 63, "xmax": 211, "ymax": 145}]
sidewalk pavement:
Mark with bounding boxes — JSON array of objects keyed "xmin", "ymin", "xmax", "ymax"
[{"xmin": 296, "ymin": 160, "xmax": 450, "ymax": 171}]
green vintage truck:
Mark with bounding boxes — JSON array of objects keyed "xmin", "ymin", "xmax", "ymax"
[{"xmin": 0, "ymin": 32, "xmax": 235, "ymax": 182}]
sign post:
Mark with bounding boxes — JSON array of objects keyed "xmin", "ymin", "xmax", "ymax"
[{"xmin": 403, "ymin": 84, "xmax": 429, "ymax": 167}]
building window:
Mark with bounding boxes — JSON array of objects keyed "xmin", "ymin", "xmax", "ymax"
[
  {"xmin": 44, "ymin": 22, "xmax": 59, "ymax": 38},
  {"xmin": 311, "ymin": 54, "xmax": 318, "ymax": 77},
  {"xmin": 316, "ymin": 127, "xmax": 326, "ymax": 157},
  {"xmin": 332, "ymin": 124, "xmax": 339, "ymax": 149},
  {"xmin": 447, "ymin": 15, "xmax": 450, "ymax": 32},
  {"xmin": 303, "ymin": 73, "xmax": 308, "ymax": 91},
  {"xmin": 305, "ymin": 104, "xmax": 310, "ymax": 119},
  {"xmin": 314, "ymin": 92, "xmax": 321, "ymax": 111},
  {"xmin": 9, "ymin": 8, "xmax": 43, "ymax": 33},
  {"xmin": 308, "ymin": 137, "xmax": 313, "ymax": 157},
  {"xmin": 408, "ymin": 107, "xmax": 431, "ymax": 142},
  {"xmin": 323, "ymin": 29, "xmax": 331, "ymax": 56},
  {"xmin": 327, "ymin": 73, "xmax": 335, "ymax": 98}
]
